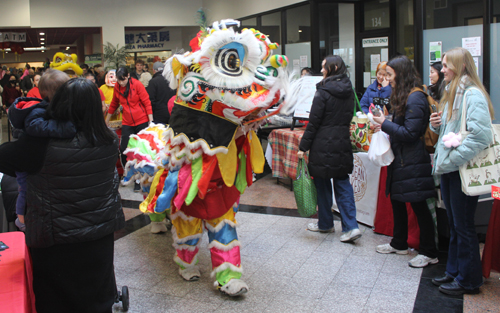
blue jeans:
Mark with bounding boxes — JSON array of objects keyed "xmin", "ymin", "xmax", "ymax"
[
  {"xmin": 440, "ymin": 171, "xmax": 483, "ymax": 290},
  {"xmin": 314, "ymin": 176, "xmax": 358, "ymax": 232}
]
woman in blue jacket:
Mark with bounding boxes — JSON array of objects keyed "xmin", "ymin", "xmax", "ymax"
[
  {"xmin": 429, "ymin": 48, "xmax": 494, "ymax": 296},
  {"xmin": 360, "ymin": 61, "xmax": 392, "ymax": 113}
]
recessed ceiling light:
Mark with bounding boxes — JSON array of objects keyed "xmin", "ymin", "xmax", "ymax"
[
  {"xmin": 66, "ymin": 47, "xmax": 70, "ymax": 50},
  {"xmin": 298, "ymin": 30, "xmax": 302, "ymax": 32},
  {"xmin": 41, "ymin": 42, "xmax": 45, "ymax": 45},
  {"xmin": 40, "ymin": 38, "xmax": 45, "ymax": 41},
  {"xmin": 39, "ymin": 32, "xmax": 45, "ymax": 35},
  {"xmin": 42, "ymin": 50, "xmax": 45, "ymax": 53}
]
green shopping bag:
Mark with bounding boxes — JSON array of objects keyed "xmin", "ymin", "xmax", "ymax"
[{"xmin": 293, "ymin": 158, "xmax": 317, "ymax": 217}]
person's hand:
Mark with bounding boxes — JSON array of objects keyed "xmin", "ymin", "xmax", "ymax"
[
  {"xmin": 371, "ymin": 124, "xmax": 382, "ymax": 133},
  {"xmin": 15, "ymin": 85, "xmax": 20, "ymax": 91},
  {"xmin": 430, "ymin": 112, "xmax": 442, "ymax": 128},
  {"xmin": 18, "ymin": 215, "xmax": 25, "ymax": 224},
  {"xmin": 372, "ymin": 114, "xmax": 385, "ymax": 125},
  {"xmin": 381, "ymin": 77, "xmax": 389, "ymax": 88},
  {"xmin": 297, "ymin": 151, "xmax": 305, "ymax": 159}
]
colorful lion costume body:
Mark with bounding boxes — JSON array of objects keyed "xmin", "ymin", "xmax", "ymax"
[{"xmin": 124, "ymin": 19, "xmax": 294, "ymax": 296}]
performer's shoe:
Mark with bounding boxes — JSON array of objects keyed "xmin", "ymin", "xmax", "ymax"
[
  {"xmin": 150, "ymin": 221, "xmax": 168, "ymax": 234},
  {"xmin": 179, "ymin": 267, "xmax": 200, "ymax": 281},
  {"xmin": 218, "ymin": 279, "xmax": 249, "ymax": 296}
]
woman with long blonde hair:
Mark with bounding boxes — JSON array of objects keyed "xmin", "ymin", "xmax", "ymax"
[{"xmin": 429, "ymin": 47, "xmax": 494, "ymax": 295}]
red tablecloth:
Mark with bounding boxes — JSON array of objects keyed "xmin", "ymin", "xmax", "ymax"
[
  {"xmin": 0, "ymin": 232, "xmax": 36, "ymax": 313},
  {"xmin": 268, "ymin": 128, "xmax": 308, "ymax": 180},
  {"xmin": 373, "ymin": 166, "xmax": 421, "ymax": 249},
  {"xmin": 482, "ymin": 199, "xmax": 500, "ymax": 278}
]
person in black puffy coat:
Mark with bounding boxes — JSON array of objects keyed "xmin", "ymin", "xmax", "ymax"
[
  {"xmin": 0, "ymin": 78, "xmax": 125, "ymax": 313},
  {"xmin": 372, "ymin": 55, "xmax": 438, "ymax": 268},
  {"xmin": 298, "ymin": 55, "xmax": 361, "ymax": 243}
]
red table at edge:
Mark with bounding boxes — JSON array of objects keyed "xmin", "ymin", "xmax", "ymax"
[{"xmin": 0, "ymin": 231, "xmax": 36, "ymax": 313}]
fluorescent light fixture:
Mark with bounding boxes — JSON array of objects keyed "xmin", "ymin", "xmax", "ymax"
[
  {"xmin": 41, "ymin": 42, "xmax": 45, "ymax": 45},
  {"xmin": 39, "ymin": 32, "xmax": 45, "ymax": 35},
  {"xmin": 40, "ymin": 38, "xmax": 45, "ymax": 41},
  {"xmin": 2, "ymin": 47, "xmax": 49, "ymax": 51}
]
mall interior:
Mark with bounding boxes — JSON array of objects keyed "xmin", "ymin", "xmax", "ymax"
[{"xmin": 0, "ymin": 0, "xmax": 499, "ymax": 312}]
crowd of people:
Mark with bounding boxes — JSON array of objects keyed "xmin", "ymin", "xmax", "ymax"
[
  {"xmin": 0, "ymin": 46, "xmax": 492, "ymax": 311},
  {"xmin": 299, "ymin": 47, "xmax": 491, "ymax": 297}
]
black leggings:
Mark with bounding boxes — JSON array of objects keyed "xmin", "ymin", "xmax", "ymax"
[
  {"xmin": 120, "ymin": 122, "xmax": 149, "ymax": 168},
  {"xmin": 390, "ymin": 199, "xmax": 438, "ymax": 258}
]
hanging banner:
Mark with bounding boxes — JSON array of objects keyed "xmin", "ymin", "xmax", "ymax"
[
  {"xmin": 332, "ymin": 153, "xmax": 381, "ymax": 226},
  {"xmin": 0, "ymin": 32, "xmax": 26, "ymax": 42}
]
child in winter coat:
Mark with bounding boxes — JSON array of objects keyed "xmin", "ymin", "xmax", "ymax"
[{"xmin": 8, "ymin": 70, "xmax": 75, "ymax": 231}]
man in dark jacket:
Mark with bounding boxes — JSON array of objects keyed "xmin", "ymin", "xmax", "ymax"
[{"xmin": 146, "ymin": 61, "xmax": 175, "ymax": 124}]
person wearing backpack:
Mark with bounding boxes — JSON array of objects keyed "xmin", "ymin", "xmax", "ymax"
[{"xmin": 372, "ymin": 55, "xmax": 438, "ymax": 268}]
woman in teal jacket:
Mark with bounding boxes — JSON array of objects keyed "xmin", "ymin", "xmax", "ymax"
[{"xmin": 429, "ymin": 47, "xmax": 494, "ymax": 296}]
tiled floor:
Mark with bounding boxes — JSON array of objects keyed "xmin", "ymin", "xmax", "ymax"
[{"xmin": 115, "ymin": 177, "xmax": 500, "ymax": 313}]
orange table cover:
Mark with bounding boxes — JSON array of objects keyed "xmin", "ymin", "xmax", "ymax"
[{"xmin": 482, "ymin": 199, "xmax": 500, "ymax": 278}]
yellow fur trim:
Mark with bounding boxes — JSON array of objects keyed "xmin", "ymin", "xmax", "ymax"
[{"xmin": 139, "ymin": 169, "xmax": 164, "ymax": 213}]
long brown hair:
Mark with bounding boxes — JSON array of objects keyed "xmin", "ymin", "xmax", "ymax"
[
  {"xmin": 386, "ymin": 55, "xmax": 422, "ymax": 117},
  {"xmin": 440, "ymin": 47, "xmax": 494, "ymax": 121},
  {"xmin": 321, "ymin": 55, "xmax": 348, "ymax": 80}
]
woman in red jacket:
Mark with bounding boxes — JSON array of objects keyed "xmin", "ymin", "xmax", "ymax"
[{"xmin": 105, "ymin": 67, "xmax": 153, "ymax": 188}]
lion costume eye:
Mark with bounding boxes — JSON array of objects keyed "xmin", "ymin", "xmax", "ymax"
[{"xmin": 213, "ymin": 42, "xmax": 246, "ymax": 77}]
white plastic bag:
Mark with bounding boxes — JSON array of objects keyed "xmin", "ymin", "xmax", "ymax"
[{"xmin": 368, "ymin": 131, "xmax": 394, "ymax": 167}]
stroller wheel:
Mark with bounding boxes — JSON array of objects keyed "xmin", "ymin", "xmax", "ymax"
[{"xmin": 121, "ymin": 286, "xmax": 130, "ymax": 311}]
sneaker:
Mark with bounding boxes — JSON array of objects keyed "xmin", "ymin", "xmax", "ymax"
[
  {"xmin": 150, "ymin": 221, "xmax": 168, "ymax": 234},
  {"xmin": 340, "ymin": 228, "xmax": 362, "ymax": 243},
  {"xmin": 134, "ymin": 182, "xmax": 141, "ymax": 193},
  {"xmin": 307, "ymin": 222, "xmax": 334, "ymax": 233},
  {"xmin": 15, "ymin": 218, "xmax": 26, "ymax": 232},
  {"xmin": 409, "ymin": 254, "xmax": 439, "ymax": 268},
  {"xmin": 376, "ymin": 243, "xmax": 409, "ymax": 255}
]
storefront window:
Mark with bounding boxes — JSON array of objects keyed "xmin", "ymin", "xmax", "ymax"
[
  {"xmin": 396, "ymin": 0, "xmax": 414, "ymax": 59},
  {"xmin": 285, "ymin": 4, "xmax": 311, "ymax": 74},
  {"xmin": 364, "ymin": 0, "xmax": 390, "ymax": 31},
  {"xmin": 240, "ymin": 17, "xmax": 257, "ymax": 29},
  {"xmin": 261, "ymin": 12, "xmax": 282, "ymax": 55},
  {"xmin": 423, "ymin": 0, "xmax": 483, "ymax": 89}
]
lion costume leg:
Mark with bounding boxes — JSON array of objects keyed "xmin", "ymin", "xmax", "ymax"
[
  {"xmin": 206, "ymin": 207, "xmax": 248, "ymax": 296},
  {"xmin": 171, "ymin": 211, "xmax": 203, "ymax": 281}
]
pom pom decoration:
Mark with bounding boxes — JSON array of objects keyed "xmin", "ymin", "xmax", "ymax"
[{"xmin": 442, "ymin": 132, "xmax": 462, "ymax": 148}]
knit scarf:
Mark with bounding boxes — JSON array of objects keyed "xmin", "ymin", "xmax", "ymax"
[{"xmin": 446, "ymin": 75, "xmax": 472, "ymax": 121}]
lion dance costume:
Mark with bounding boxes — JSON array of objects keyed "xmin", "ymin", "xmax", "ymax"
[{"xmin": 123, "ymin": 19, "xmax": 294, "ymax": 296}]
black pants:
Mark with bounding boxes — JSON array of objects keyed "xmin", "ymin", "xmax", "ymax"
[
  {"xmin": 120, "ymin": 122, "xmax": 149, "ymax": 168},
  {"xmin": 390, "ymin": 199, "xmax": 438, "ymax": 258},
  {"xmin": 30, "ymin": 233, "xmax": 115, "ymax": 313}
]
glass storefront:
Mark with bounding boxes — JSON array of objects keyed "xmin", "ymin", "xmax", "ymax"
[
  {"xmin": 285, "ymin": 4, "xmax": 311, "ymax": 74},
  {"xmin": 491, "ymin": 1, "xmax": 500, "ymax": 121},
  {"xmin": 261, "ymin": 12, "xmax": 282, "ymax": 55}
]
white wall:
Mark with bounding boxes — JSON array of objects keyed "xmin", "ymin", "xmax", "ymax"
[
  {"xmin": 0, "ymin": 0, "xmax": 31, "ymax": 27},
  {"xmin": 28, "ymin": 0, "xmax": 204, "ymax": 47},
  {"xmin": 203, "ymin": 0, "xmax": 306, "ymax": 20}
]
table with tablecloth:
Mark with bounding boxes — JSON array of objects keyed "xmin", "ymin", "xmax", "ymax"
[
  {"xmin": 0, "ymin": 231, "xmax": 36, "ymax": 313},
  {"xmin": 482, "ymin": 199, "xmax": 500, "ymax": 278}
]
